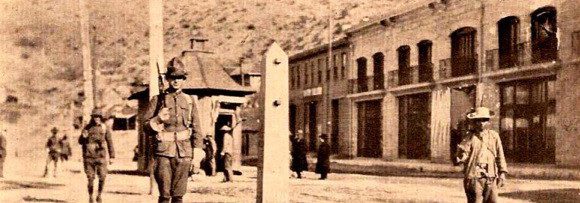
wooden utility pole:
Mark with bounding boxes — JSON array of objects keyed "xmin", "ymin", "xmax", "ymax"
[
  {"xmin": 257, "ymin": 42, "xmax": 289, "ymax": 203},
  {"xmin": 149, "ymin": 0, "xmax": 164, "ymax": 99},
  {"xmin": 325, "ymin": 3, "xmax": 334, "ymax": 135},
  {"xmin": 79, "ymin": 0, "xmax": 94, "ymax": 122}
]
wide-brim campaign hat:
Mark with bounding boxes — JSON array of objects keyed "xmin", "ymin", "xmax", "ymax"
[
  {"xmin": 166, "ymin": 57, "xmax": 188, "ymax": 79},
  {"xmin": 467, "ymin": 107, "xmax": 492, "ymax": 120},
  {"xmin": 220, "ymin": 125, "xmax": 232, "ymax": 131}
]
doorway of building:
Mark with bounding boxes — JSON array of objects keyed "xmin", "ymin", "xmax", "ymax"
[
  {"xmin": 357, "ymin": 99, "xmax": 382, "ymax": 158},
  {"xmin": 399, "ymin": 93, "xmax": 430, "ymax": 159},
  {"xmin": 290, "ymin": 104, "xmax": 297, "ymax": 136},
  {"xmin": 331, "ymin": 99, "xmax": 340, "ymax": 154},
  {"xmin": 449, "ymin": 86, "xmax": 476, "ymax": 162},
  {"xmin": 214, "ymin": 114, "xmax": 232, "ymax": 172},
  {"xmin": 500, "ymin": 78, "xmax": 556, "ymax": 163},
  {"xmin": 307, "ymin": 101, "xmax": 318, "ymax": 152}
]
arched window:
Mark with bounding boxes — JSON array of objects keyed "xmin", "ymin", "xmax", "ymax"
[
  {"xmin": 372, "ymin": 52, "xmax": 385, "ymax": 90},
  {"xmin": 356, "ymin": 57, "xmax": 368, "ymax": 92},
  {"xmin": 531, "ymin": 6, "xmax": 558, "ymax": 63},
  {"xmin": 417, "ymin": 40, "xmax": 433, "ymax": 82},
  {"xmin": 397, "ymin": 45, "xmax": 411, "ymax": 85},
  {"xmin": 498, "ymin": 16, "xmax": 520, "ymax": 69},
  {"xmin": 450, "ymin": 27, "xmax": 477, "ymax": 77}
]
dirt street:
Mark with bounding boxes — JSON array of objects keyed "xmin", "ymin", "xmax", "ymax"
[{"xmin": 1, "ymin": 156, "xmax": 579, "ymax": 203}]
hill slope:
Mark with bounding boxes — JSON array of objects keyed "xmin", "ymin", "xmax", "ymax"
[{"xmin": 0, "ymin": 0, "xmax": 429, "ymax": 155}]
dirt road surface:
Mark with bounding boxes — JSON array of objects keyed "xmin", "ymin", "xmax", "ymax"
[{"xmin": 1, "ymin": 155, "xmax": 579, "ymax": 203}]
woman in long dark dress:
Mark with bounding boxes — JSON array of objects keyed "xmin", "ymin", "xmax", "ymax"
[
  {"xmin": 290, "ymin": 130, "xmax": 308, "ymax": 179},
  {"xmin": 315, "ymin": 134, "xmax": 330, "ymax": 180}
]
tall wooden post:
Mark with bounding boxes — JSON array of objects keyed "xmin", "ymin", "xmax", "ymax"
[
  {"xmin": 79, "ymin": 0, "xmax": 94, "ymax": 122},
  {"xmin": 149, "ymin": 0, "xmax": 164, "ymax": 99},
  {"xmin": 257, "ymin": 42, "xmax": 289, "ymax": 203}
]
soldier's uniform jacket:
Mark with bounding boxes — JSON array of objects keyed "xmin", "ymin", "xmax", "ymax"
[
  {"xmin": 78, "ymin": 123, "xmax": 115, "ymax": 160},
  {"xmin": 47, "ymin": 135, "xmax": 60, "ymax": 155},
  {"xmin": 456, "ymin": 129, "xmax": 508, "ymax": 179},
  {"xmin": 145, "ymin": 90, "xmax": 199, "ymax": 158}
]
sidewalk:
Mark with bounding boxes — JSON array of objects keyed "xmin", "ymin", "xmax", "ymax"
[{"xmin": 305, "ymin": 156, "xmax": 580, "ymax": 180}]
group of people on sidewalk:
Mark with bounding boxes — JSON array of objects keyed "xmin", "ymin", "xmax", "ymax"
[{"xmin": 290, "ymin": 130, "xmax": 330, "ymax": 180}]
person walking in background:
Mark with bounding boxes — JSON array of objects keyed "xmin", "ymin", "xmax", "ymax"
[
  {"xmin": 44, "ymin": 127, "xmax": 61, "ymax": 178},
  {"xmin": 315, "ymin": 134, "xmax": 330, "ymax": 180},
  {"xmin": 291, "ymin": 130, "xmax": 308, "ymax": 179},
  {"xmin": 220, "ymin": 125, "xmax": 233, "ymax": 182},
  {"xmin": 456, "ymin": 107, "xmax": 508, "ymax": 203},
  {"xmin": 79, "ymin": 108, "xmax": 115, "ymax": 203},
  {"xmin": 202, "ymin": 134, "xmax": 217, "ymax": 176},
  {"xmin": 144, "ymin": 58, "xmax": 199, "ymax": 203},
  {"xmin": 59, "ymin": 134, "xmax": 72, "ymax": 162},
  {"xmin": 0, "ymin": 128, "xmax": 6, "ymax": 179}
]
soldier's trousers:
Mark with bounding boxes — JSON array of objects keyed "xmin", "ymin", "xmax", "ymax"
[
  {"xmin": 154, "ymin": 156, "xmax": 192, "ymax": 202},
  {"xmin": 463, "ymin": 177, "xmax": 499, "ymax": 203},
  {"xmin": 0, "ymin": 157, "xmax": 4, "ymax": 177}
]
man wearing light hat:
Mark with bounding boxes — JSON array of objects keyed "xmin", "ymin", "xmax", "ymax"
[
  {"xmin": 219, "ymin": 125, "xmax": 234, "ymax": 182},
  {"xmin": 456, "ymin": 107, "xmax": 507, "ymax": 203},
  {"xmin": 144, "ymin": 58, "xmax": 199, "ymax": 203}
]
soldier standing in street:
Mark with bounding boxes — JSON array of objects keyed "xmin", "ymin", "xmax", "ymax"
[
  {"xmin": 79, "ymin": 109, "xmax": 115, "ymax": 203},
  {"xmin": 0, "ymin": 128, "xmax": 6, "ymax": 179},
  {"xmin": 456, "ymin": 107, "xmax": 508, "ymax": 203},
  {"xmin": 219, "ymin": 125, "xmax": 233, "ymax": 182},
  {"xmin": 202, "ymin": 134, "xmax": 217, "ymax": 176},
  {"xmin": 44, "ymin": 127, "xmax": 61, "ymax": 178},
  {"xmin": 144, "ymin": 58, "xmax": 198, "ymax": 203}
]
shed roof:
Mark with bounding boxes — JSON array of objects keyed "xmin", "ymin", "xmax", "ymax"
[{"xmin": 128, "ymin": 50, "xmax": 256, "ymax": 100}]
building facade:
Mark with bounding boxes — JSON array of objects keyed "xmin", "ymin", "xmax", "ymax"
[
  {"xmin": 289, "ymin": 38, "xmax": 352, "ymax": 155},
  {"xmin": 289, "ymin": 0, "xmax": 580, "ymax": 166}
]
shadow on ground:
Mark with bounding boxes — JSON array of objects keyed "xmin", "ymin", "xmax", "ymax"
[
  {"xmin": 500, "ymin": 188, "xmax": 580, "ymax": 203},
  {"xmin": 22, "ymin": 195, "xmax": 66, "ymax": 202},
  {"xmin": 108, "ymin": 170, "xmax": 149, "ymax": 176},
  {"xmin": 107, "ymin": 190, "xmax": 142, "ymax": 195},
  {"xmin": 0, "ymin": 180, "xmax": 65, "ymax": 190}
]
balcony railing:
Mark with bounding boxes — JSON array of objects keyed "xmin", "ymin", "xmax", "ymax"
[
  {"xmin": 485, "ymin": 41, "xmax": 550, "ymax": 72},
  {"xmin": 348, "ymin": 76, "xmax": 383, "ymax": 94},
  {"xmin": 450, "ymin": 54, "xmax": 478, "ymax": 77},
  {"xmin": 439, "ymin": 54, "xmax": 478, "ymax": 79},
  {"xmin": 438, "ymin": 58, "xmax": 452, "ymax": 80},
  {"xmin": 387, "ymin": 63, "xmax": 433, "ymax": 88}
]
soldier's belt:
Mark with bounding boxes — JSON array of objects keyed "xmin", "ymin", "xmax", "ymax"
[{"xmin": 157, "ymin": 130, "xmax": 191, "ymax": 142}]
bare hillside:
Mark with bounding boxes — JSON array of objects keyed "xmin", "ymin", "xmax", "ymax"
[{"xmin": 0, "ymin": 0, "xmax": 429, "ymax": 154}]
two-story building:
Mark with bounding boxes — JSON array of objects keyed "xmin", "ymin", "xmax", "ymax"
[
  {"xmin": 289, "ymin": 0, "xmax": 579, "ymax": 166},
  {"xmin": 289, "ymin": 38, "xmax": 352, "ymax": 155}
]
